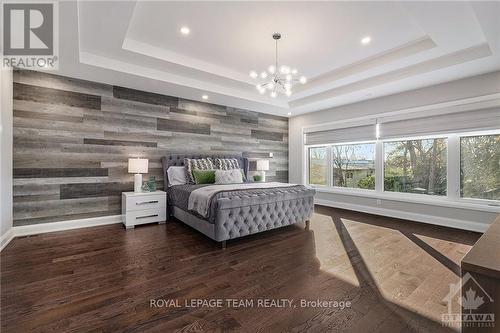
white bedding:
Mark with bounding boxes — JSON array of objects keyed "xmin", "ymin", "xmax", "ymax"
[{"xmin": 188, "ymin": 182, "xmax": 297, "ymax": 218}]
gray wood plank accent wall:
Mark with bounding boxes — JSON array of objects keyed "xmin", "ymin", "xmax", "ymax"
[{"xmin": 12, "ymin": 70, "xmax": 289, "ymax": 226}]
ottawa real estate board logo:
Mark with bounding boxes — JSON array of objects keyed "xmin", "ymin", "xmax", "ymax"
[
  {"xmin": 442, "ymin": 272, "xmax": 495, "ymax": 329},
  {"xmin": 1, "ymin": 2, "xmax": 58, "ymax": 69}
]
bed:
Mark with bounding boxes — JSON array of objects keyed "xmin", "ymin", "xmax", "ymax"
[{"xmin": 162, "ymin": 154, "xmax": 315, "ymax": 248}]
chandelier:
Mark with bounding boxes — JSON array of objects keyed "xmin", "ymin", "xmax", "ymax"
[{"xmin": 249, "ymin": 33, "xmax": 307, "ymax": 98}]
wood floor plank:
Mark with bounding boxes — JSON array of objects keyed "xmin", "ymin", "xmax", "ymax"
[{"xmin": 1, "ymin": 206, "xmax": 480, "ymax": 332}]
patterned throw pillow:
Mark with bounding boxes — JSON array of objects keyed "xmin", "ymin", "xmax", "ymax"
[
  {"xmin": 215, "ymin": 158, "xmax": 240, "ymax": 170},
  {"xmin": 184, "ymin": 158, "xmax": 215, "ymax": 184}
]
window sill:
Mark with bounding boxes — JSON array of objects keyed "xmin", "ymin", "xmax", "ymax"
[{"xmin": 312, "ymin": 186, "xmax": 500, "ymax": 213}]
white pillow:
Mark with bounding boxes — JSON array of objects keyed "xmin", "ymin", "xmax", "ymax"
[
  {"xmin": 167, "ymin": 166, "xmax": 187, "ymax": 186},
  {"xmin": 215, "ymin": 169, "xmax": 243, "ymax": 184}
]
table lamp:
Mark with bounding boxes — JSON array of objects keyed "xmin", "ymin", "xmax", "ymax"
[
  {"xmin": 256, "ymin": 159, "xmax": 269, "ymax": 182},
  {"xmin": 128, "ymin": 158, "xmax": 148, "ymax": 192}
]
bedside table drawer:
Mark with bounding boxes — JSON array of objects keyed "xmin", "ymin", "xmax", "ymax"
[
  {"xmin": 126, "ymin": 194, "xmax": 166, "ymax": 212},
  {"xmin": 123, "ymin": 208, "xmax": 166, "ymax": 227}
]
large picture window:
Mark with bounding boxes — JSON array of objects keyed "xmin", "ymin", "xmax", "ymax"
[
  {"xmin": 384, "ymin": 138, "xmax": 447, "ymax": 196},
  {"xmin": 332, "ymin": 143, "xmax": 375, "ymax": 189},
  {"xmin": 306, "ymin": 128, "xmax": 499, "ymax": 206},
  {"xmin": 461, "ymin": 134, "xmax": 499, "ymax": 200},
  {"xmin": 308, "ymin": 147, "xmax": 327, "ymax": 186}
]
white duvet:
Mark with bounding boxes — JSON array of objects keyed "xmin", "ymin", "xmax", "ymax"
[{"xmin": 188, "ymin": 182, "xmax": 297, "ymax": 218}]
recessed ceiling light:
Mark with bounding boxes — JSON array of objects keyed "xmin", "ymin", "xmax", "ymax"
[
  {"xmin": 202, "ymin": 94, "xmax": 208, "ymax": 100},
  {"xmin": 361, "ymin": 36, "xmax": 371, "ymax": 45},
  {"xmin": 180, "ymin": 26, "xmax": 190, "ymax": 35},
  {"xmin": 287, "ymin": 112, "xmax": 292, "ymax": 116}
]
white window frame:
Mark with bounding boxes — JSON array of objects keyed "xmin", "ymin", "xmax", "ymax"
[{"xmin": 304, "ymin": 129, "xmax": 500, "ymax": 211}]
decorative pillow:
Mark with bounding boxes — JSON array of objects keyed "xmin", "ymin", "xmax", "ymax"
[
  {"xmin": 192, "ymin": 170, "xmax": 216, "ymax": 184},
  {"xmin": 215, "ymin": 169, "xmax": 243, "ymax": 184},
  {"xmin": 215, "ymin": 158, "xmax": 240, "ymax": 170},
  {"xmin": 184, "ymin": 158, "xmax": 215, "ymax": 184},
  {"xmin": 240, "ymin": 169, "xmax": 247, "ymax": 182},
  {"xmin": 167, "ymin": 166, "xmax": 187, "ymax": 186}
]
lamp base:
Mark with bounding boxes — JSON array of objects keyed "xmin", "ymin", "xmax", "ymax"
[
  {"xmin": 260, "ymin": 171, "xmax": 266, "ymax": 182},
  {"xmin": 134, "ymin": 173, "xmax": 142, "ymax": 192}
]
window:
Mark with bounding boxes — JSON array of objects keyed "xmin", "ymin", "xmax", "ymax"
[
  {"xmin": 461, "ymin": 134, "xmax": 499, "ymax": 200},
  {"xmin": 305, "ymin": 128, "xmax": 499, "ymax": 206},
  {"xmin": 309, "ymin": 147, "xmax": 327, "ymax": 185},
  {"xmin": 332, "ymin": 143, "xmax": 375, "ymax": 189},
  {"xmin": 384, "ymin": 138, "xmax": 447, "ymax": 196}
]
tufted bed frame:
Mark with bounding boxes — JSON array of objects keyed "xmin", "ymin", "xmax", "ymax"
[{"xmin": 161, "ymin": 154, "xmax": 315, "ymax": 248}]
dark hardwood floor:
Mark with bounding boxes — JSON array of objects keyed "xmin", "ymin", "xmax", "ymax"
[{"xmin": 1, "ymin": 206, "xmax": 480, "ymax": 332}]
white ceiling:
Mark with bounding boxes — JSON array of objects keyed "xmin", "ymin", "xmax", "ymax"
[{"xmin": 52, "ymin": 1, "xmax": 500, "ymax": 117}]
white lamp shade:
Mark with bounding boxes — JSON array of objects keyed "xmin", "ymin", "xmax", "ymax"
[
  {"xmin": 256, "ymin": 159, "xmax": 269, "ymax": 171},
  {"xmin": 128, "ymin": 158, "xmax": 148, "ymax": 174}
]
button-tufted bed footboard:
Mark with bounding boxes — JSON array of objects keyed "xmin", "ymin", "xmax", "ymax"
[{"xmin": 214, "ymin": 188, "xmax": 315, "ymax": 241}]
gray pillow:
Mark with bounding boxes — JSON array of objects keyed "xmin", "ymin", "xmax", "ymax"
[
  {"xmin": 215, "ymin": 169, "xmax": 243, "ymax": 184},
  {"xmin": 167, "ymin": 166, "xmax": 187, "ymax": 186}
]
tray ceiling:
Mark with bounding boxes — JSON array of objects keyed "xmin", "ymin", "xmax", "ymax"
[{"xmin": 50, "ymin": 1, "xmax": 500, "ymax": 117}]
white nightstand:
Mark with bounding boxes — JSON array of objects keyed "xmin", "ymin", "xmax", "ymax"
[{"xmin": 122, "ymin": 191, "xmax": 167, "ymax": 229}]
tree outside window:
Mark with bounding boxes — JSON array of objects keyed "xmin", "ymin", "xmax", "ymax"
[
  {"xmin": 309, "ymin": 147, "xmax": 327, "ymax": 185},
  {"xmin": 461, "ymin": 135, "xmax": 499, "ymax": 200},
  {"xmin": 332, "ymin": 143, "xmax": 375, "ymax": 189},
  {"xmin": 384, "ymin": 138, "xmax": 447, "ymax": 195}
]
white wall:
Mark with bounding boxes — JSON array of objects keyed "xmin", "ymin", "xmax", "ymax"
[
  {"xmin": 0, "ymin": 68, "xmax": 14, "ymax": 249},
  {"xmin": 290, "ymin": 71, "xmax": 500, "ymax": 231}
]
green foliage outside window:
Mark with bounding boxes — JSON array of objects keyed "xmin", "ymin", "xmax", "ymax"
[
  {"xmin": 384, "ymin": 138, "xmax": 447, "ymax": 196},
  {"xmin": 332, "ymin": 144, "xmax": 375, "ymax": 190},
  {"xmin": 357, "ymin": 175, "xmax": 375, "ymax": 189},
  {"xmin": 309, "ymin": 147, "xmax": 327, "ymax": 185},
  {"xmin": 461, "ymin": 135, "xmax": 499, "ymax": 200}
]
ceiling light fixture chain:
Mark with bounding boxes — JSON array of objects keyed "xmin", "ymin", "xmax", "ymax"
[
  {"xmin": 274, "ymin": 33, "xmax": 279, "ymax": 76},
  {"xmin": 249, "ymin": 33, "xmax": 307, "ymax": 98}
]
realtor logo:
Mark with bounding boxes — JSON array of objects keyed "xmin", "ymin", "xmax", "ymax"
[
  {"xmin": 3, "ymin": 3, "xmax": 53, "ymax": 55},
  {"xmin": 442, "ymin": 272, "xmax": 495, "ymax": 329},
  {"xmin": 2, "ymin": 2, "xmax": 58, "ymax": 69}
]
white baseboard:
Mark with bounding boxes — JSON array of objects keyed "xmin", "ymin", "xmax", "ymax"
[
  {"xmin": 0, "ymin": 228, "xmax": 15, "ymax": 251},
  {"xmin": 315, "ymin": 199, "xmax": 489, "ymax": 233},
  {"xmin": 1, "ymin": 215, "xmax": 122, "ymax": 251},
  {"xmin": 14, "ymin": 214, "xmax": 122, "ymax": 237}
]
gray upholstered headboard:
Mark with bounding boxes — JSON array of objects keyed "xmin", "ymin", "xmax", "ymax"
[{"xmin": 161, "ymin": 154, "xmax": 249, "ymax": 189}]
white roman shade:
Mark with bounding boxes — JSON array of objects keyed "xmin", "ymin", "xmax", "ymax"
[
  {"xmin": 379, "ymin": 107, "xmax": 500, "ymax": 139},
  {"xmin": 305, "ymin": 120, "xmax": 376, "ymax": 145}
]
